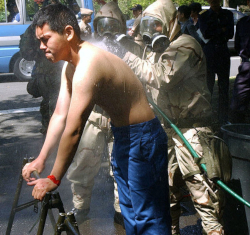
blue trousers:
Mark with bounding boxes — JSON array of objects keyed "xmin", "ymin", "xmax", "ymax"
[
  {"xmin": 111, "ymin": 117, "xmax": 171, "ymax": 235},
  {"xmin": 203, "ymin": 43, "xmax": 230, "ymax": 124}
]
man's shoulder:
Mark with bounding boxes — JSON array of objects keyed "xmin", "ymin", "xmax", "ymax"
[
  {"xmin": 221, "ymin": 8, "xmax": 234, "ymax": 16},
  {"xmin": 237, "ymin": 15, "xmax": 250, "ymax": 25},
  {"xmin": 199, "ymin": 9, "xmax": 208, "ymax": 15},
  {"xmin": 198, "ymin": 9, "xmax": 209, "ymax": 19}
]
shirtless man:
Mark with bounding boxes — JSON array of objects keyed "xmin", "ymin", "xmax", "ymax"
[{"xmin": 21, "ymin": 4, "xmax": 171, "ymax": 234}]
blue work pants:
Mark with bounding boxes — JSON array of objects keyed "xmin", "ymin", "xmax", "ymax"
[{"xmin": 111, "ymin": 117, "xmax": 171, "ymax": 235}]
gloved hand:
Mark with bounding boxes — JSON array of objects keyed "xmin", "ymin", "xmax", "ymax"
[
  {"xmin": 115, "ymin": 34, "xmax": 143, "ymax": 58},
  {"xmin": 102, "ymin": 34, "xmax": 128, "ymax": 59}
]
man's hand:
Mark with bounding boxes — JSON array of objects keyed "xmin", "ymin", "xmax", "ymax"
[
  {"xmin": 128, "ymin": 29, "xmax": 134, "ymax": 37},
  {"xmin": 22, "ymin": 158, "xmax": 45, "ymax": 182},
  {"xmin": 27, "ymin": 178, "xmax": 58, "ymax": 201}
]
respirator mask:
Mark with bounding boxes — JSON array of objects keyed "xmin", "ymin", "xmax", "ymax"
[
  {"xmin": 96, "ymin": 17, "xmax": 121, "ymax": 39},
  {"xmin": 140, "ymin": 16, "xmax": 170, "ymax": 53}
]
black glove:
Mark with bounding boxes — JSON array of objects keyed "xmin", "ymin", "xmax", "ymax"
[
  {"xmin": 115, "ymin": 34, "xmax": 143, "ymax": 58},
  {"xmin": 102, "ymin": 35, "xmax": 128, "ymax": 59}
]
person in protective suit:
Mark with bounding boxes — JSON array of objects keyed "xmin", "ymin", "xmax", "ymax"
[
  {"xmin": 93, "ymin": 1, "xmax": 143, "ymax": 58},
  {"xmin": 93, "ymin": 1, "xmax": 127, "ymax": 40},
  {"xmin": 67, "ymin": 1, "xmax": 130, "ymax": 226},
  {"xmin": 19, "ymin": 24, "xmax": 62, "ymax": 135},
  {"xmin": 117, "ymin": 0, "xmax": 231, "ymax": 234}
]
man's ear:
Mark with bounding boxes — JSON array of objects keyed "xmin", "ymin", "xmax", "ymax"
[{"xmin": 64, "ymin": 25, "xmax": 74, "ymax": 41}]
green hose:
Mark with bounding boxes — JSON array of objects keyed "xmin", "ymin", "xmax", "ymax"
[{"xmin": 149, "ymin": 98, "xmax": 250, "ymax": 208}]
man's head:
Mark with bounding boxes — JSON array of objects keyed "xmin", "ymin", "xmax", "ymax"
[
  {"xmin": 33, "ymin": 3, "xmax": 80, "ymax": 38},
  {"xmin": 189, "ymin": 2, "xmax": 202, "ymax": 18},
  {"xmin": 72, "ymin": 2, "xmax": 80, "ymax": 14},
  {"xmin": 177, "ymin": 5, "xmax": 191, "ymax": 22},
  {"xmin": 207, "ymin": 0, "xmax": 221, "ymax": 8},
  {"xmin": 130, "ymin": 4, "xmax": 142, "ymax": 18},
  {"xmin": 80, "ymin": 8, "xmax": 93, "ymax": 24},
  {"xmin": 33, "ymin": 3, "xmax": 81, "ymax": 62},
  {"xmin": 141, "ymin": 0, "xmax": 180, "ymax": 42},
  {"xmin": 93, "ymin": 1, "xmax": 126, "ymax": 38}
]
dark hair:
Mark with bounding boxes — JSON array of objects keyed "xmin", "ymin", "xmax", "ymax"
[
  {"xmin": 189, "ymin": 2, "xmax": 202, "ymax": 14},
  {"xmin": 178, "ymin": 5, "xmax": 191, "ymax": 19},
  {"xmin": 32, "ymin": 3, "xmax": 80, "ymax": 39}
]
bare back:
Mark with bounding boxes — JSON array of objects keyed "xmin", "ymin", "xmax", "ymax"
[{"xmin": 66, "ymin": 41, "xmax": 155, "ymax": 127}]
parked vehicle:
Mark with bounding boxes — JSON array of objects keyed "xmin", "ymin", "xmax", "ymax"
[{"xmin": 0, "ymin": 0, "xmax": 93, "ymax": 81}]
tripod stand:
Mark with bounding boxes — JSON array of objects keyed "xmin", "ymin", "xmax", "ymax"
[{"xmin": 6, "ymin": 157, "xmax": 80, "ymax": 235}]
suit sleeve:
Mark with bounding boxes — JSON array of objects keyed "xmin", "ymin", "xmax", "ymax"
[{"xmin": 123, "ymin": 38, "xmax": 203, "ymax": 91}]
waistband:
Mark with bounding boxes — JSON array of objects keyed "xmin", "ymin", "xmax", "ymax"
[{"xmin": 111, "ymin": 117, "xmax": 162, "ymax": 138}]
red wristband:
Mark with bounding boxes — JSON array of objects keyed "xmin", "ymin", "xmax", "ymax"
[{"xmin": 47, "ymin": 175, "xmax": 61, "ymax": 186}]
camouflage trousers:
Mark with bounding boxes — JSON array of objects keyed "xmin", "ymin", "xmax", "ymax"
[
  {"xmin": 165, "ymin": 127, "xmax": 225, "ymax": 235},
  {"xmin": 67, "ymin": 111, "xmax": 108, "ymax": 210}
]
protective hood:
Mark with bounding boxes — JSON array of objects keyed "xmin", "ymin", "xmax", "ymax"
[
  {"xmin": 93, "ymin": 1, "xmax": 126, "ymax": 35},
  {"xmin": 142, "ymin": 0, "xmax": 180, "ymax": 41}
]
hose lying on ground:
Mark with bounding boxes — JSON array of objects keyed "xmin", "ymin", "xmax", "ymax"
[{"xmin": 148, "ymin": 98, "xmax": 250, "ymax": 208}]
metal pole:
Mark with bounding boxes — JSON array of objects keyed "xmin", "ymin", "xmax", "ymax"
[{"xmin": 6, "ymin": 158, "xmax": 29, "ymax": 235}]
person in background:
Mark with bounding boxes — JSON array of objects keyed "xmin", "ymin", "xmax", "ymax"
[
  {"xmin": 72, "ymin": 2, "xmax": 81, "ymax": 19},
  {"xmin": 118, "ymin": 0, "xmax": 230, "ymax": 234},
  {"xmin": 79, "ymin": 8, "xmax": 93, "ymax": 40},
  {"xmin": 22, "ymin": 4, "xmax": 171, "ymax": 234},
  {"xmin": 128, "ymin": 4, "xmax": 145, "ymax": 48},
  {"xmin": 177, "ymin": 5, "xmax": 202, "ymax": 44},
  {"xmin": 19, "ymin": 24, "xmax": 62, "ymax": 135},
  {"xmin": 198, "ymin": 0, "xmax": 234, "ymax": 127},
  {"xmin": 189, "ymin": 2, "xmax": 202, "ymax": 29},
  {"xmin": 230, "ymin": 15, "xmax": 250, "ymax": 123},
  {"xmin": 7, "ymin": 2, "xmax": 20, "ymax": 22}
]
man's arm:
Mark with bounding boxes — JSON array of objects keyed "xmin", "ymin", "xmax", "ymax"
[
  {"xmin": 123, "ymin": 35, "xmax": 204, "ymax": 90},
  {"xmin": 22, "ymin": 63, "xmax": 71, "ymax": 181},
  {"xmin": 49, "ymin": 67, "xmax": 96, "ymax": 181},
  {"xmin": 128, "ymin": 16, "xmax": 141, "ymax": 37},
  {"xmin": 187, "ymin": 24, "xmax": 202, "ymax": 45}
]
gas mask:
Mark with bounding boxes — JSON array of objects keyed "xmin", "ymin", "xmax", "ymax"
[
  {"xmin": 96, "ymin": 17, "xmax": 121, "ymax": 39},
  {"xmin": 140, "ymin": 16, "xmax": 170, "ymax": 53}
]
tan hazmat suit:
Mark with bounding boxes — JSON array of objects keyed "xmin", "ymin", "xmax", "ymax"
[
  {"xmin": 123, "ymin": 0, "xmax": 230, "ymax": 234},
  {"xmin": 93, "ymin": 1, "xmax": 127, "ymax": 36},
  {"xmin": 68, "ymin": 1, "xmax": 127, "ymax": 215},
  {"xmin": 67, "ymin": 105, "xmax": 109, "ymax": 210}
]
